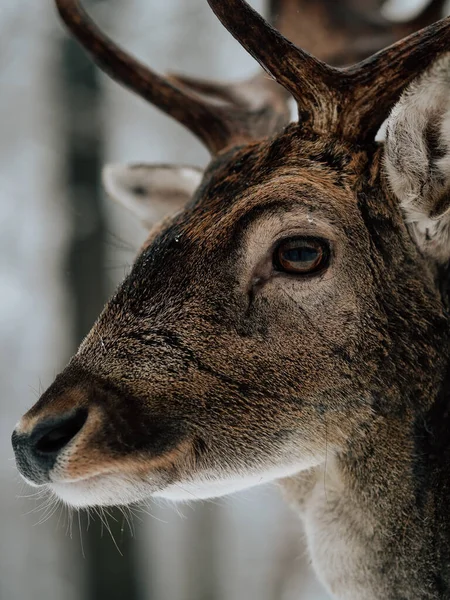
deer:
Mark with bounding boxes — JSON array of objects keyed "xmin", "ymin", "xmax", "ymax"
[
  {"xmin": 11, "ymin": 0, "xmax": 450, "ymax": 598},
  {"xmin": 269, "ymin": 0, "xmax": 448, "ymax": 64}
]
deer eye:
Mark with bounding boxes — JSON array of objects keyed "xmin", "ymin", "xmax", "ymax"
[{"xmin": 273, "ymin": 237, "xmax": 329, "ymax": 275}]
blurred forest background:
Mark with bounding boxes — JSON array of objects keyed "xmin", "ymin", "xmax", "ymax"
[{"xmin": 0, "ymin": 1, "xmax": 446, "ymax": 599}]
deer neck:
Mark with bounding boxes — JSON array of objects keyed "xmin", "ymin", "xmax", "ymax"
[{"xmin": 280, "ymin": 359, "xmax": 450, "ymax": 600}]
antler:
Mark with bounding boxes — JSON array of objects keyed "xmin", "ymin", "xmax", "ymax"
[
  {"xmin": 55, "ymin": 0, "xmax": 291, "ymax": 155},
  {"xmin": 208, "ymin": 0, "xmax": 450, "ymax": 142},
  {"xmin": 57, "ymin": 0, "xmax": 450, "ymax": 147},
  {"xmin": 346, "ymin": 16, "xmax": 450, "ymax": 140}
]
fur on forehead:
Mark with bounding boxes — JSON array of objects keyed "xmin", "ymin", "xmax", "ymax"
[
  {"xmin": 176, "ymin": 125, "xmax": 374, "ymax": 247},
  {"xmin": 200, "ymin": 125, "xmax": 372, "ymax": 195}
]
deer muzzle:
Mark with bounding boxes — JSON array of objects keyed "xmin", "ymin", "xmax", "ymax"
[{"xmin": 12, "ymin": 408, "xmax": 89, "ymax": 485}]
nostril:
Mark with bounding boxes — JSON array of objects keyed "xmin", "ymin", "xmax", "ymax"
[{"xmin": 33, "ymin": 408, "xmax": 88, "ymax": 455}]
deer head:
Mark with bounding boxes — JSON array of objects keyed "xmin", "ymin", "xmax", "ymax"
[{"xmin": 11, "ymin": 0, "xmax": 450, "ymax": 512}]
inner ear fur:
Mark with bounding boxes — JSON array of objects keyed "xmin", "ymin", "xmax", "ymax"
[
  {"xmin": 384, "ymin": 54, "xmax": 450, "ymax": 262},
  {"xmin": 102, "ymin": 163, "xmax": 204, "ymax": 229}
]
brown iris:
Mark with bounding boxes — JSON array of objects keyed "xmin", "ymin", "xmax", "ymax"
[{"xmin": 274, "ymin": 237, "xmax": 329, "ymax": 275}]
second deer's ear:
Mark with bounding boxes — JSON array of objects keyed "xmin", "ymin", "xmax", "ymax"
[
  {"xmin": 384, "ymin": 56, "xmax": 450, "ymax": 262},
  {"xmin": 102, "ymin": 163, "xmax": 204, "ymax": 229}
]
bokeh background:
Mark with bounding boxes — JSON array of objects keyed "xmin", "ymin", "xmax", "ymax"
[{"xmin": 0, "ymin": 1, "xmax": 445, "ymax": 599}]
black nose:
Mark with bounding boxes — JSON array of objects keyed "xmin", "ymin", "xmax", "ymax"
[{"xmin": 12, "ymin": 408, "xmax": 88, "ymax": 485}]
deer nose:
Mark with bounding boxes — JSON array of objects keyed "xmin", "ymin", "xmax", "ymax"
[{"xmin": 12, "ymin": 408, "xmax": 88, "ymax": 485}]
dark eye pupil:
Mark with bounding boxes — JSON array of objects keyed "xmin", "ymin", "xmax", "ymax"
[{"xmin": 283, "ymin": 247, "xmax": 318, "ymax": 264}]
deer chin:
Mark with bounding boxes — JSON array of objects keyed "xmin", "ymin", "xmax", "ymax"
[
  {"xmin": 46, "ymin": 450, "xmax": 312, "ymax": 508},
  {"xmin": 49, "ymin": 473, "xmax": 154, "ymax": 508},
  {"xmin": 152, "ymin": 461, "xmax": 313, "ymax": 502},
  {"xmin": 47, "ymin": 457, "xmax": 317, "ymax": 508}
]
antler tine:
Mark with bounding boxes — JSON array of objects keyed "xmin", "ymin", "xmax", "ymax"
[
  {"xmin": 55, "ymin": 0, "xmax": 291, "ymax": 154},
  {"xmin": 55, "ymin": 0, "xmax": 232, "ymax": 153},
  {"xmin": 206, "ymin": 0, "xmax": 344, "ymax": 131},
  {"xmin": 344, "ymin": 16, "xmax": 450, "ymax": 142}
]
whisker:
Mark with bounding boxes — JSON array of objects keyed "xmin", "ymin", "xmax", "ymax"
[
  {"xmin": 171, "ymin": 482, "xmax": 224, "ymax": 507},
  {"xmin": 34, "ymin": 493, "xmax": 60, "ymax": 526},
  {"xmin": 101, "ymin": 507, "xmax": 123, "ymax": 556},
  {"xmin": 78, "ymin": 511, "xmax": 85, "ymax": 559},
  {"xmin": 68, "ymin": 507, "xmax": 74, "ymax": 539},
  {"xmin": 133, "ymin": 502, "xmax": 168, "ymax": 524},
  {"xmin": 18, "ymin": 488, "xmax": 49, "ymax": 500},
  {"xmin": 86, "ymin": 507, "xmax": 91, "ymax": 532},
  {"xmin": 56, "ymin": 501, "xmax": 66, "ymax": 531},
  {"xmin": 117, "ymin": 505, "xmax": 135, "ymax": 537}
]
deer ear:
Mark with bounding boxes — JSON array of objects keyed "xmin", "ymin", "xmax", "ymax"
[
  {"xmin": 384, "ymin": 56, "xmax": 450, "ymax": 262},
  {"xmin": 102, "ymin": 163, "xmax": 203, "ymax": 228}
]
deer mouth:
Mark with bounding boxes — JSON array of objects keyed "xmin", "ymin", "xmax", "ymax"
[
  {"xmin": 12, "ymin": 400, "xmax": 195, "ymax": 507},
  {"xmin": 44, "ymin": 439, "xmax": 194, "ymax": 507},
  {"xmin": 11, "ymin": 369, "xmax": 195, "ymax": 506}
]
